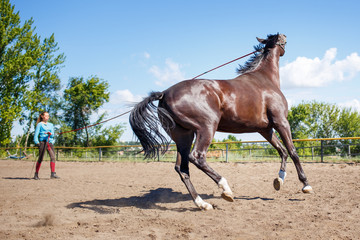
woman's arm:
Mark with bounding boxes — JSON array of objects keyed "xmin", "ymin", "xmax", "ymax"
[{"xmin": 34, "ymin": 123, "xmax": 41, "ymax": 145}]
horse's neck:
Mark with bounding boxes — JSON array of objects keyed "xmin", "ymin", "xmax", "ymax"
[{"xmin": 258, "ymin": 48, "xmax": 281, "ymax": 88}]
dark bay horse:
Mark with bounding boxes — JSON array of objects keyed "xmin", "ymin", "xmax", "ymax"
[{"xmin": 130, "ymin": 33, "xmax": 313, "ymax": 210}]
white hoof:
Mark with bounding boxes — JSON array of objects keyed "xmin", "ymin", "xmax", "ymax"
[
  {"xmin": 273, "ymin": 177, "xmax": 283, "ymax": 191},
  {"xmin": 195, "ymin": 196, "xmax": 213, "ymax": 210},
  {"xmin": 302, "ymin": 185, "xmax": 313, "ymax": 193},
  {"xmin": 201, "ymin": 202, "xmax": 214, "ymax": 211},
  {"xmin": 218, "ymin": 177, "xmax": 234, "ymax": 202},
  {"xmin": 279, "ymin": 170, "xmax": 287, "ymax": 180}
]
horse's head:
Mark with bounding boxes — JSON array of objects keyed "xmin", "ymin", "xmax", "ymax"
[
  {"xmin": 237, "ymin": 33, "xmax": 287, "ymax": 75},
  {"xmin": 256, "ymin": 33, "xmax": 287, "ymax": 56}
]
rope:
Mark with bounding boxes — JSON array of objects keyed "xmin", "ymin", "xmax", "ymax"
[
  {"xmin": 56, "ymin": 49, "xmax": 258, "ymax": 135},
  {"xmin": 191, "ymin": 50, "xmax": 260, "ymax": 80},
  {"xmin": 57, "ymin": 110, "xmax": 132, "ymax": 135},
  {"xmin": 30, "ymin": 158, "xmax": 36, "ymax": 178},
  {"xmin": 46, "ymin": 134, "xmax": 52, "ymax": 151}
]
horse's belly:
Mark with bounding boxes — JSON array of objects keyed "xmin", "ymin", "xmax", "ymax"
[
  {"xmin": 217, "ymin": 124, "xmax": 255, "ymax": 133},
  {"xmin": 217, "ymin": 118, "xmax": 270, "ymax": 133}
]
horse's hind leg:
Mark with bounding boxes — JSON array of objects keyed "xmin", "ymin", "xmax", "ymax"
[
  {"xmin": 189, "ymin": 129, "xmax": 234, "ymax": 202},
  {"xmin": 172, "ymin": 126, "xmax": 213, "ymax": 210},
  {"xmin": 275, "ymin": 121, "xmax": 313, "ymax": 193},
  {"xmin": 261, "ymin": 129, "xmax": 288, "ymax": 190}
]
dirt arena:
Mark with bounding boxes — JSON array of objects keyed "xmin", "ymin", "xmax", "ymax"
[{"xmin": 0, "ymin": 159, "xmax": 359, "ymax": 240}]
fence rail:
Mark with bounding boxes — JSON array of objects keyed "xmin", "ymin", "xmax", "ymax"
[{"xmin": 1, "ymin": 137, "xmax": 360, "ymax": 163}]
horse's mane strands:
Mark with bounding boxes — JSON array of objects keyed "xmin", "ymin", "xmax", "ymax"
[
  {"xmin": 237, "ymin": 33, "xmax": 279, "ymax": 75},
  {"xmin": 236, "ymin": 43, "xmax": 265, "ymax": 75}
]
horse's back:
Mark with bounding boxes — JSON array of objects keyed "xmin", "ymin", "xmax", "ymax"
[
  {"xmin": 160, "ymin": 77, "xmax": 287, "ymax": 132},
  {"xmin": 160, "ymin": 79, "xmax": 223, "ymax": 130}
]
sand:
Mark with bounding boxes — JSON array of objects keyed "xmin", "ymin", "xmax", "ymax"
[{"xmin": 0, "ymin": 159, "xmax": 359, "ymax": 239}]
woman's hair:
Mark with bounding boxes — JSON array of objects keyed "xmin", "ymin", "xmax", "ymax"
[{"xmin": 36, "ymin": 111, "xmax": 49, "ymax": 125}]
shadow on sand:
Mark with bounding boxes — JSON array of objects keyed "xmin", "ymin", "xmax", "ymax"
[
  {"xmin": 67, "ymin": 188, "xmax": 219, "ymax": 213},
  {"xmin": 235, "ymin": 196, "xmax": 275, "ymax": 201},
  {"xmin": 3, "ymin": 177, "xmax": 32, "ymax": 180}
]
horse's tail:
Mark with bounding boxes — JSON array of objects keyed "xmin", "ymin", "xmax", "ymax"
[{"xmin": 129, "ymin": 91, "xmax": 175, "ymax": 159}]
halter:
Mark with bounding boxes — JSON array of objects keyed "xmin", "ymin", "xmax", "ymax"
[{"xmin": 276, "ymin": 41, "xmax": 287, "ymax": 52}]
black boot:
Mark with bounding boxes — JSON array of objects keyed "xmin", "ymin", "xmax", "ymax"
[
  {"xmin": 50, "ymin": 172, "xmax": 60, "ymax": 179},
  {"xmin": 34, "ymin": 172, "xmax": 40, "ymax": 180}
]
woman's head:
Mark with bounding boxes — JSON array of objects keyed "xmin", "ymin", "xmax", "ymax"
[{"xmin": 36, "ymin": 112, "xmax": 50, "ymax": 125}]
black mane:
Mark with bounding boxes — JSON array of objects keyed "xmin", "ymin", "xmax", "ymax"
[{"xmin": 237, "ymin": 34, "xmax": 279, "ymax": 75}]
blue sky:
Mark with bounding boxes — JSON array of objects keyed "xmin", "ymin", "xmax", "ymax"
[{"xmin": 12, "ymin": 0, "xmax": 360, "ymax": 142}]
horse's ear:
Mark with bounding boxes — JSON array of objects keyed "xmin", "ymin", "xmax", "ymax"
[{"xmin": 256, "ymin": 37, "xmax": 267, "ymax": 44}]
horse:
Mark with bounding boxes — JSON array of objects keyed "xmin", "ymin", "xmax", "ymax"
[{"xmin": 129, "ymin": 33, "xmax": 313, "ymax": 210}]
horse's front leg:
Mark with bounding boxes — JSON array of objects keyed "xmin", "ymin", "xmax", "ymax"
[
  {"xmin": 261, "ymin": 130, "xmax": 288, "ymax": 190},
  {"xmin": 174, "ymin": 152, "xmax": 213, "ymax": 210},
  {"xmin": 275, "ymin": 123, "xmax": 313, "ymax": 193}
]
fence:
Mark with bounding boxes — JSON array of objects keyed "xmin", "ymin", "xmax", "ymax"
[{"xmin": 1, "ymin": 137, "xmax": 360, "ymax": 163}]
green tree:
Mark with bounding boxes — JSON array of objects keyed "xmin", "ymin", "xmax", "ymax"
[
  {"xmin": 21, "ymin": 34, "xmax": 65, "ymax": 147},
  {"xmin": 73, "ymin": 113, "xmax": 125, "ymax": 147},
  {"xmin": 95, "ymin": 124, "xmax": 125, "ymax": 146},
  {"xmin": 0, "ymin": 0, "xmax": 42, "ymax": 145},
  {"xmin": 63, "ymin": 76, "xmax": 110, "ymax": 147},
  {"xmin": 287, "ymin": 103, "xmax": 311, "ymax": 139},
  {"xmin": 210, "ymin": 134, "xmax": 242, "ymax": 150},
  {"xmin": 55, "ymin": 122, "xmax": 76, "ymax": 147},
  {"xmin": 288, "ymin": 101, "xmax": 360, "ymax": 156},
  {"xmin": 335, "ymin": 108, "xmax": 360, "ymax": 138},
  {"xmin": 288, "ymin": 101, "xmax": 341, "ymax": 139},
  {"xmin": 222, "ymin": 134, "xmax": 242, "ymax": 149},
  {"xmin": 334, "ymin": 107, "xmax": 360, "ymax": 153}
]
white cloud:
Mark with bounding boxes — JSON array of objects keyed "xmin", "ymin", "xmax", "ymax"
[
  {"xmin": 144, "ymin": 52, "xmax": 150, "ymax": 59},
  {"xmin": 110, "ymin": 89, "xmax": 143, "ymax": 105},
  {"xmin": 280, "ymin": 48, "xmax": 360, "ymax": 88},
  {"xmin": 93, "ymin": 89, "xmax": 142, "ymax": 121},
  {"xmin": 95, "ymin": 89, "xmax": 143, "ymax": 136},
  {"xmin": 149, "ymin": 58, "xmax": 185, "ymax": 86},
  {"xmin": 338, "ymin": 99, "xmax": 360, "ymax": 112}
]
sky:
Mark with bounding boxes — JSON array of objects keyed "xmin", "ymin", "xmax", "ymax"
[{"xmin": 12, "ymin": 0, "xmax": 360, "ymax": 142}]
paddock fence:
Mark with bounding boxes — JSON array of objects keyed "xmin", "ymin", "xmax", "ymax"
[{"xmin": 1, "ymin": 137, "xmax": 360, "ymax": 163}]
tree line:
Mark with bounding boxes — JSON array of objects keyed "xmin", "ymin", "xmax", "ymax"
[
  {"xmin": 288, "ymin": 101, "xmax": 360, "ymax": 140},
  {"xmin": 287, "ymin": 101, "xmax": 360, "ymax": 154},
  {"xmin": 0, "ymin": 0, "xmax": 124, "ymax": 147}
]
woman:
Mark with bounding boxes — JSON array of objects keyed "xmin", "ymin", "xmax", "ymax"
[{"xmin": 33, "ymin": 111, "xmax": 60, "ymax": 180}]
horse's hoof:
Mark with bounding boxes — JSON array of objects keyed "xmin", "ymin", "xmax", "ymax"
[
  {"xmin": 195, "ymin": 196, "xmax": 214, "ymax": 210},
  {"xmin": 302, "ymin": 185, "xmax": 313, "ymax": 193},
  {"xmin": 221, "ymin": 192, "xmax": 234, "ymax": 202},
  {"xmin": 273, "ymin": 177, "xmax": 283, "ymax": 191},
  {"xmin": 201, "ymin": 203, "xmax": 214, "ymax": 211}
]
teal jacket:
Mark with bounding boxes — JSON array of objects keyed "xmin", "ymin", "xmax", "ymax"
[{"xmin": 34, "ymin": 122, "xmax": 55, "ymax": 145}]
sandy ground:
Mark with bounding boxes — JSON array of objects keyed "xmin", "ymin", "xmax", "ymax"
[{"xmin": 0, "ymin": 159, "xmax": 359, "ymax": 240}]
